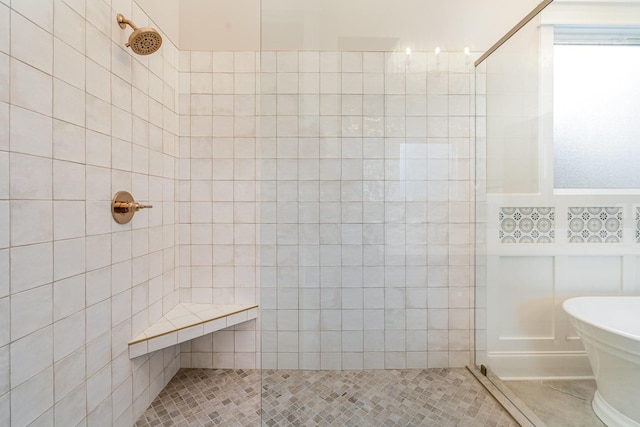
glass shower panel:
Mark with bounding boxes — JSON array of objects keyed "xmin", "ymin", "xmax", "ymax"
[
  {"xmin": 260, "ymin": 1, "xmax": 478, "ymax": 424},
  {"xmin": 474, "ymin": 9, "xmax": 549, "ymax": 371},
  {"xmin": 475, "ymin": 0, "xmax": 640, "ymax": 424}
]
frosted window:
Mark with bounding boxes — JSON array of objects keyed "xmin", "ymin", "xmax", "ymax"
[{"xmin": 554, "ymin": 45, "xmax": 640, "ymax": 189}]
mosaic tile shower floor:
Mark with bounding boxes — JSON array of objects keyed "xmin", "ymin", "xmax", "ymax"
[{"xmin": 135, "ymin": 368, "xmax": 517, "ymax": 427}]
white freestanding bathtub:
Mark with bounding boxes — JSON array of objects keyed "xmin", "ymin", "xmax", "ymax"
[{"xmin": 563, "ymin": 297, "xmax": 640, "ymax": 427}]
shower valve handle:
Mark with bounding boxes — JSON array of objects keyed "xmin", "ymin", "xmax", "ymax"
[
  {"xmin": 134, "ymin": 202, "xmax": 153, "ymax": 211},
  {"xmin": 111, "ymin": 191, "xmax": 153, "ymax": 224}
]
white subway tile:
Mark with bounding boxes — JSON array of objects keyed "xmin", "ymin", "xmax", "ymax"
[
  {"xmin": 342, "ymin": 52, "xmax": 363, "ymax": 73},
  {"xmin": 53, "ymin": 274, "xmax": 84, "ymax": 322},
  {"xmin": 235, "ymin": 73, "xmax": 255, "ymax": 94},
  {"xmin": 191, "ymin": 72, "xmax": 212, "ymax": 93},
  {"xmin": 52, "ymin": 120, "xmax": 84, "ymax": 163},
  {"xmin": 408, "ymin": 53, "xmax": 428, "ymax": 73},
  {"xmin": 10, "ymin": 200, "xmax": 53, "ymax": 246},
  {"xmin": 53, "ymin": 160, "xmax": 84, "ymax": 200},
  {"xmin": 85, "ymin": 95, "xmax": 111, "ymax": 135},
  {"xmin": 112, "ymin": 137, "xmax": 132, "ymax": 171},
  {"xmin": 54, "ymin": 348, "xmax": 87, "ymax": 402},
  {"xmin": 385, "ymin": 74, "xmax": 406, "ymax": 95},
  {"xmin": 276, "ymin": 51, "xmax": 298, "ymax": 72},
  {"xmin": 111, "ymin": 232, "xmax": 131, "ymax": 266},
  {"xmin": 10, "ymin": 106, "xmax": 52, "ymax": 157},
  {"xmin": 190, "ymin": 51, "xmax": 212, "ymax": 72},
  {"xmin": 449, "ymin": 116, "xmax": 470, "ymax": 138},
  {"xmin": 360, "ymin": 53, "xmax": 383, "ymax": 73},
  {"xmin": 427, "ymin": 72, "xmax": 448, "ymax": 94},
  {"xmin": 85, "ymin": 267, "xmax": 110, "ymax": 308},
  {"xmin": 234, "ymin": 52, "xmax": 255, "ymax": 72},
  {"xmin": 11, "ymin": 243, "xmax": 53, "ymax": 293},
  {"xmin": 55, "ymin": 0, "xmax": 85, "ymax": 53},
  {"xmin": 299, "ymin": 52, "xmax": 319, "ymax": 72},
  {"xmin": 85, "ymin": 61, "xmax": 110, "ymax": 106},
  {"xmin": 112, "ymin": 377, "xmax": 133, "ymax": 421},
  {"xmin": 211, "ymin": 52, "xmax": 233, "ymax": 72},
  {"xmin": 53, "ymin": 201, "xmax": 84, "ymax": 241},
  {"xmin": 53, "ymin": 38, "xmax": 85, "ymax": 90},
  {"xmin": 54, "ymin": 237, "xmax": 85, "ymax": 281},
  {"xmin": 11, "ymin": 11, "xmax": 53, "ymax": 74},
  {"xmin": 112, "ymin": 75, "xmax": 132, "ymax": 112},
  {"xmin": 111, "ymin": 290, "xmax": 131, "ymax": 327},
  {"xmin": 10, "ymin": 325, "xmax": 53, "ymax": 387},
  {"xmin": 86, "ymin": 299, "xmax": 110, "ymax": 344},
  {"xmin": 110, "ymin": 44, "xmax": 132, "ymax": 84},
  {"xmin": 85, "ymin": 130, "xmax": 111, "ymax": 168},
  {"xmin": 428, "ymin": 52, "xmax": 449, "ymax": 72},
  {"xmin": 11, "ymin": 367, "xmax": 53, "ymax": 427},
  {"xmin": 84, "ymin": 166, "xmax": 110, "ymax": 203},
  {"xmin": 448, "ymin": 73, "xmax": 470, "ymax": 94},
  {"xmin": 111, "ymin": 107, "xmax": 132, "ymax": 142},
  {"xmin": 86, "ymin": 364, "xmax": 110, "ymax": 413},
  {"xmin": 406, "ymin": 73, "xmax": 427, "ymax": 94},
  {"xmin": 85, "ymin": 24, "xmax": 109, "ymax": 69},
  {"xmin": 11, "ymin": 284, "xmax": 53, "ymax": 340},
  {"xmin": 54, "ymin": 382, "xmax": 86, "ymax": 426},
  {"xmin": 85, "ymin": 331, "xmax": 109, "ymax": 380},
  {"xmin": 53, "ymin": 78, "xmax": 85, "ymax": 126},
  {"xmin": 85, "ymin": 201, "xmax": 111, "ymax": 237},
  {"xmin": 427, "ymin": 117, "xmax": 448, "ymax": 138},
  {"xmin": 320, "ymin": 52, "xmax": 340, "ymax": 72},
  {"xmin": 260, "ymin": 51, "xmax": 276, "ymax": 72},
  {"xmin": 276, "ymin": 73, "xmax": 298, "ymax": 94},
  {"xmin": 385, "ymin": 52, "xmax": 406, "ymax": 73}
]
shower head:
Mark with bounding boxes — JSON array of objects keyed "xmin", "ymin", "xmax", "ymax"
[{"xmin": 117, "ymin": 13, "xmax": 162, "ymax": 55}]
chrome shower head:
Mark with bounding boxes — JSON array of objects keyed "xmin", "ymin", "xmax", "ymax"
[{"xmin": 117, "ymin": 13, "xmax": 162, "ymax": 55}]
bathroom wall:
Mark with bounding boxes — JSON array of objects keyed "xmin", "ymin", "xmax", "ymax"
[
  {"xmin": 258, "ymin": 51, "xmax": 475, "ymax": 369},
  {"xmin": 0, "ymin": 0, "xmax": 529, "ymax": 424},
  {"xmin": 178, "ymin": 0, "xmax": 541, "ymax": 53},
  {"xmin": 174, "ymin": 50, "xmax": 475, "ymax": 370},
  {"xmin": 0, "ymin": 0, "xmax": 181, "ymax": 425},
  {"xmin": 175, "ymin": 51, "xmax": 261, "ymax": 369}
]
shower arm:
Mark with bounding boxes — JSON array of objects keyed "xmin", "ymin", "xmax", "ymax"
[{"xmin": 117, "ymin": 14, "xmax": 138, "ymax": 31}]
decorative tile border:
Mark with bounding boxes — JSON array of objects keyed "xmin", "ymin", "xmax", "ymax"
[
  {"xmin": 568, "ymin": 207, "xmax": 622, "ymax": 243},
  {"xmin": 499, "ymin": 207, "xmax": 555, "ymax": 243}
]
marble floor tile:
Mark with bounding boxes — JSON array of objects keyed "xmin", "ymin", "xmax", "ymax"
[
  {"xmin": 135, "ymin": 368, "xmax": 518, "ymax": 426},
  {"xmin": 505, "ymin": 379, "xmax": 605, "ymax": 427}
]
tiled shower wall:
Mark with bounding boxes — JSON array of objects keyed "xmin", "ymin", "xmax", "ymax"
[
  {"xmin": 0, "ymin": 1, "xmax": 180, "ymax": 426},
  {"xmin": 176, "ymin": 51, "xmax": 261, "ymax": 369},
  {"xmin": 177, "ymin": 50, "xmax": 475, "ymax": 370},
  {"xmin": 1, "ymin": 6, "xmax": 475, "ymax": 423}
]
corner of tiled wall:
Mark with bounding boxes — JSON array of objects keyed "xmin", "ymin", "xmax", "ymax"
[
  {"xmin": 176, "ymin": 50, "xmax": 260, "ymax": 371},
  {"xmin": 1, "ymin": 0, "xmax": 181, "ymax": 425},
  {"xmin": 2, "ymin": 0, "xmax": 479, "ymax": 420}
]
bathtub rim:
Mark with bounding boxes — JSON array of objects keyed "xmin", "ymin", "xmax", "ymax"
[{"xmin": 562, "ymin": 296, "xmax": 640, "ymax": 343}]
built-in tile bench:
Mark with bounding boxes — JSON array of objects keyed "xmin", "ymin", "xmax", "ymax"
[{"xmin": 128, "ymin": 303, "xmax": 259, "ymax": 358}]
